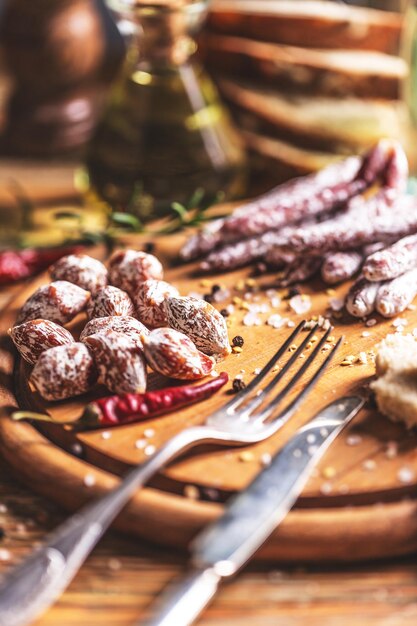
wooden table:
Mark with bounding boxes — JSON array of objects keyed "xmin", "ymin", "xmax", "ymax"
[{"xmin": 2, "ymin": 164, "xmax": 417, "ymax": 626}]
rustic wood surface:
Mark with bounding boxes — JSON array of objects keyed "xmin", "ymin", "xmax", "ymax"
[{"xmin": 2, "ymin": 163, "xmax": 417, "ymax": 623}]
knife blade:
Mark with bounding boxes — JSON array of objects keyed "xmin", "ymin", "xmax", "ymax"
[{"xmin": 145, "ymin": 394, "xmax": 365, "ymax": 626}]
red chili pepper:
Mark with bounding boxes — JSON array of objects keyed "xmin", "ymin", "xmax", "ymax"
[
  {"xmin": 81, "ymin": 372, "xmax": 229, "ymax": 428},
  {"xmin": 0, "ymin": 246, "xmax": 82, "ymax": 285}
]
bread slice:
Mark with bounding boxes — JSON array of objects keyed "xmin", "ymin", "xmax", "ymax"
[
  {"xmin": 371, "ymin": 334, "xmax": 417, "ymax": 428},
  {"xmin": 200, "ymin": 34, "xmax": 405, "ymax": 100},
  {"xmin": 218, "ymin": 78, "xmax": 403, "ymax": 153},
  {"xmin": 207, "ymin": 0, "xmax": 402, "ymax": 54}
]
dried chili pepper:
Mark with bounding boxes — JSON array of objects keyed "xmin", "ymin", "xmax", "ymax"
[
  {"xmin": 13, "ymin": 372, "xmax": 229, "ymax": 429},
  {"xmin": 0, "ymin": 246, "xmax": 81, "ymax": 285}
]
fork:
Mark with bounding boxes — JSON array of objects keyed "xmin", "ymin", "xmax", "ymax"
[{"xmin": 0, "ymin": 321, "xmax": 342, "ymax": 626}]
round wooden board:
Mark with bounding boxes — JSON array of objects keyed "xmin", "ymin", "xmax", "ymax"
[{"xmin": 3, "ymin": 234, "xmax": 417, "ymax": 563}]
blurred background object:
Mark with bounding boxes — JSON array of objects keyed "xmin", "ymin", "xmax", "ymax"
[
  {"xmin": 0, "ymin": 0, "xmax": 412, "ymax": 246},
  {"xmin": 0, "ymin": 0, "xmax": 124, "ymax": 156},
  {"xmin": 199, "ymin": 0, "xmax": 407, "ymax": 184},
  {"xmin": 83, "ymin": 0, "xmax": 247, "ymax": 221}
]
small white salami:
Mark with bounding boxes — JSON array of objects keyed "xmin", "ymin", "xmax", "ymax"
[
  {"xmin": 163, "ymin": 296, "xmax": 231, "ymax": 358},
  {"xmin": 31, "ymin": 343, "xmax": 97, "ymax": 401},
  {"xmin": 134, "ymin": 279, "xmax": 179, "ymax": 328},
  {"xmin": 50, "ymin": 254, "xmax": 108, "ymax": 292},
  {"xmin": 16, "ymin": 281, "xmax": 90, "ymax": 326},
  {"xmin": 84, "ymin": 331, "xmax": 147, "ymax": 394},
  {"xmin": 108, "ymin": 249, "xmax": 163, "ymax": 295},
  {"xmin": 143, "ymin": 328, "xmax": 214, "ymax": 380},
  {"xmin": 87, "ymin": 285, "xmax": 135, "ymax": 319},
  {"xmin": 8, "ymin": 319, "xmax": 75, "ymax": 365},
  {"xmin": 80, "ymin": 315, "xmax": 148, "ymax": 346}
]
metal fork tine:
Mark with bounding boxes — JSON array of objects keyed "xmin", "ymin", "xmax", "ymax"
[
  {"xmin": 257, "ymin": 333, "xmax": 342, "ymax": 426},
  {"xmin": 220, "ymin": 320, "xmax": 306, "ymax": 414},
  {"xmin": 235, "ymin": 323, "xmax": 320, "ymax": 418}
]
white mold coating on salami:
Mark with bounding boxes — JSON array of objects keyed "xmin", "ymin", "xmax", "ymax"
[
  {"xmin": 363, "ymin": 233, "xmax": 417, "ymax": 282},
  {"xmin": 30, "ymin": 342, "xmax": 97, "ymax": 401},
  {"xmin": 8, "ymin": 319, "xmax": 75, "ymax": 365},
  {"xmin": 163, "ymin": 296, "xmax": 231, "ymax": 358},
  {"xmin": 50, "ymin": 254, "xmax": 108, "ymax": 292},
  {"xmin": 321, "ymin": 251, "xmax": 363, "ymax": 285},
  {"xmin": 84, "ymin": 331, "xmax": 147, "ymax": 394},
  {"xmin": 87, "ymin": 285, "xmax": 135, "ymax": 319},
  {"xmin": 345, "ymin": 277, "xmax": 380, "ymax": 318},
  {"xmin": 143, "ymin": 328, "xmax": 214, "ymax": 380},
  {"xmin": 80, "ymin": 315, "xmax": 148, "ymax": 347},
  {"xmin": 16, "ymin": 281, "xmax": 90, "ymax": 326},
  {"xmin": 108, "ymin": 249, "xmax": 163, "ymax": 295},
  {"xmin": 376, "ymin": 268, "xmax": 417, "ymax": 318},
  {"xmin": 134, "ymin": 279, "xmax": 179, "ymax": 328}
]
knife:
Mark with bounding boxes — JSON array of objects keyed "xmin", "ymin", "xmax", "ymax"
[{"xmin": 144, "ymin": 395, "xmax": 365, "ymax": 626}]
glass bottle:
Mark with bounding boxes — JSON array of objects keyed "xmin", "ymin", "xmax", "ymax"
[{"xmin": 82, "ymin": 0, "xmax": 247, "ymax": 222}]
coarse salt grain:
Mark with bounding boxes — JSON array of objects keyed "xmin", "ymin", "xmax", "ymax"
[
  {"xmin": 392, "ymin": 318, "xmax": 408, "ymax": 328},
  {"xmin": 135, "ymin": 439, "xmax": 146, "ymax": 449},
  {"xmin": 260, "ymin": 452, "xmax": 272, "ymax": 467},
  {"xmin": 362, "ymin": 459, "xmax": 377, "ymax": 471},
  {"xmin": 144, "ymin": 445, "xmax": 156, "ymax": 456},
  {"xmin": 210, "ymin": 370, "xmax": 219, "ymax": 377},
  {"xmin": 320, "ymin": 482, "xmax": 332, "ymax": 495},
  {"xmin": 328, "ymin": 297, "xmax": 344, "ymax": 312},
  {"xmin": 144, "ymin": 428, "xmax": 155, "ymax": 438},
  {"xmin": 366, "ymin": 318, "xmax": 377, "ymax": 327},
  {"xmin": 397, "ymin": 466, "xmax": 415, "ymax": 484},
  {"xmin": 346, "ymin": 434, "xmax": 362, "ymax": 446},
  {"xmin": 243, "ymin": 312, "xmax": 262, "ymax": 327},
  {"xmin": 71, "ymin": 442, "xmax": 83, "ymax": 457},
  {"xmin": 0, "ymin": 504, "xmax": 7, "ymax": 514},
  {"xmin": 101, "ymin": 431, "xmax": 111, "ymax": 440},
  {"xmin": 253, "ymin": 368, "xmax": 261, "ymax": 375},
  {"xmin": 271, "ymin": 296, "xmax": 281, "ymax": 308},
  {"xmin": 289, "ymin": 294, "xmax": 311, "ymax": 315},
  {"xmin": 266, "ymin": 314, "xmax": 285, "ymax": 329},
  {"xmin": 361, "ymin": 331, "xmax": 371, "ymax": 338},
  {"xmin": 83, "ymin": 474, "xmax": 96, "ymax": 487}
]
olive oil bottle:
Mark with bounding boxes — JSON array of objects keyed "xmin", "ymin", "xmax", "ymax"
[{"xmin": 83, "ymin": 0, "xmax": 247, "ymax": 221}]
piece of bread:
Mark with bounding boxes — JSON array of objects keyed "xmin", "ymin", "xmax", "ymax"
[
  {"xmin": 200, "ymin": 34, "xmax": 406, "ymax": 100},
  {"xmin": 371, "ymin": 333, "xmax": 417, "ymax": 428},
  {"xmin": 207, "ymin": 0, "xmax": 402, "ymax": 54}
]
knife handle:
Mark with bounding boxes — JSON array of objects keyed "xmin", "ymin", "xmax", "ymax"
[{"xmin": 145, "ymin": 568, "xmax": 220, "ymax": 626}]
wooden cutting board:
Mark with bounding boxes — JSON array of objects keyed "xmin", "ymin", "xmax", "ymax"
[{"xmin": 2, "ymin": 233, "xmax": 417, "ymax": 563}]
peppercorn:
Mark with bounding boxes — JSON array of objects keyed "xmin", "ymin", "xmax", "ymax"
[
  {"xmin": 211, "ymin": 284, "xmax": 221, "ymax": 294},
  {"xmin": 232, "ymin": 378, "xmax": 246, "ymax": 393},
  {"xmin": 204, "ymin": 294, "xmax": 214, "ymax": 303},
  {"xmin": 283, "ymin": 286, "xmax": 301, "ymax": 300},
  {"xmin": 220, "ymin": 308, "xmax": 229, "ymax": 317},
  {"xmin": 143, "ymin": 242, "xmax": 155, "ymax": 254},
  {"xmin": 232, "ymin": 335, "xmax": 244, "ymax": 348},
  {"xmin": 0, "ymin": 528, "xmax": 4, "ymax": 541}
]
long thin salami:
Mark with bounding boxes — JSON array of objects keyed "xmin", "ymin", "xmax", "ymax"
[
  {"xmin": 321, "ymin": 250, "xmax": 363, "ymax": 285},
  {"xmin": 376, "ymin": 268, "xmax": 417, "ymax": 317},
  {"xmin": 286, "ymin": 194, "xmax": 417, "ymax": 254},
  {"xmin": 345, "ymin": 277, "xmax": 381, "ymax": 318},
  {"xmin": 180, "ymin": 140, "xmax": 399, "ymax": 261},
  {"xmin": 278, "ymin": 256, "xmax": 322, "ymax": 287},
  {"xmin": 363, "ymin": 233, "xmax": 417, "ymax": 282}
]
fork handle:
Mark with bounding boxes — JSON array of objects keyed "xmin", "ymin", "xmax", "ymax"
[{"xmin": 0, "ymin": 425, "xmax": 209, "ymax": 626}]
